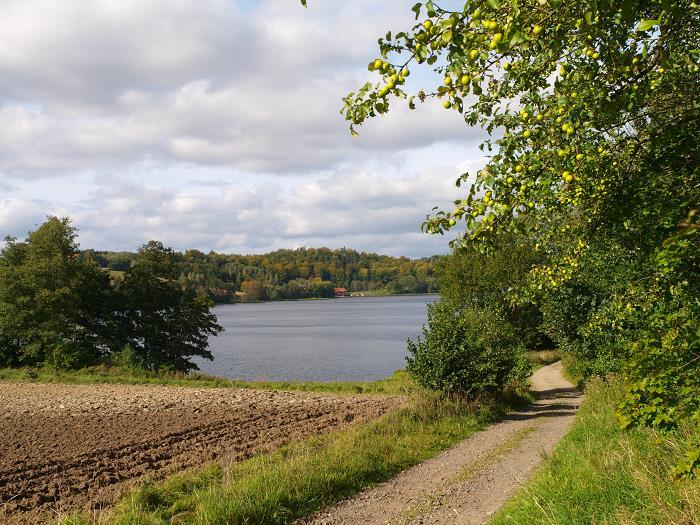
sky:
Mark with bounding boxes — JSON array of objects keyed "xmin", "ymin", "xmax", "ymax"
[{"xmin": 0, "ymin": 0, "xmax": 488, "ymax": 258}]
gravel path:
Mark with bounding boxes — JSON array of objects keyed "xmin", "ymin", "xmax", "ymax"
[
  {"xmin": 298, "ymin": 362, "xmax": 582, "ymax": 525},
  {"xmin": 0, "ymin": 383, "xmax": 401, "ymax": 524}
]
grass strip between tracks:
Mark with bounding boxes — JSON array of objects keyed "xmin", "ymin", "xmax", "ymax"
[
  {"xmin": 60, "ymin": 391, "xmax": 518, "ymax": 525},
  {"xmin": 491, "ymin": 377, "xmax": 700, "ymax": 525}
]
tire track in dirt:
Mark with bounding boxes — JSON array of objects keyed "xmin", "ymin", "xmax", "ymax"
[{"xmin": 0, "ymin": 383, "xmax": 402, "ymax": 523}]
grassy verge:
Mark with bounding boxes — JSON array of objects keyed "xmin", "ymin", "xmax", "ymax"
[
  {"xmin": 526, "ymin": 349, "xmax": 561, "ymax": 369},
  {"xmin": 491, "ymin": 377, "xmax": 700, "ymax": 525},
  {"xmin": 62, "ymin": 392, "xmax": 516, "ymax": 525},
  {"xmin": 0, "ymin": 366, "xmax": 414, "ymax": 394}
]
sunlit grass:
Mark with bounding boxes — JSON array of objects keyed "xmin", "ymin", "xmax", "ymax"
[
  {"xmin": 491, "ymin": 378, "xmax": 700, "ymax": 525},
  {"xmin": 527, "ymin": 349, "xmax": 561, "ymax": 368},
  {"xmin": 0, "ymin": 366, "xmax": 415, "ymax": 394}
]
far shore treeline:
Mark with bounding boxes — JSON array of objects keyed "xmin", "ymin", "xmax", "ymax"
[{"xmin": 86, "ymin": 244, "xmax": 439, "ymax": 303}]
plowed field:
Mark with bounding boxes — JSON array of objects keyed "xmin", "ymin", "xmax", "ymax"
[{"xmin": 0, "ymin": 382, "xmax": 400, "ymax": 523}]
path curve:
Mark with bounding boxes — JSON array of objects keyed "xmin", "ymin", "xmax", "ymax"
[{"xmin": 298, "ymin": 361, "xmax": 582, "ymax": 525}]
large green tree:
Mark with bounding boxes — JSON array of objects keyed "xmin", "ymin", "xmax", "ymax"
[
  {"xmin": 324, "ymin": 0, "xmax": 699, "ymax": 474},
  {"xmin": 117, "ymin": 241, "xmax": 222, "ymax": 372},
  {"xmin": 0, "ymin": 217, "xmax": 112, "ymax": 368}
]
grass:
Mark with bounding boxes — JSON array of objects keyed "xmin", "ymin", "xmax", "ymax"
[
  {"xmin": 526, "ymin": 349, "xmax": 561, "ymax": 369},
  {"xmin": 61, "ymin": 391, "xmax": 518, "ymax": 525},
  {"xmin": 0, "ymin": 366, "xmax": 415, "ymax": 395},
  {"xmin": 491, "ymin": 377, "xmax": 700, "ymax": 525}
]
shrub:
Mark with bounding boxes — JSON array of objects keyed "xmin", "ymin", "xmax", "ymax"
[
  {"xmin": 47, "ymin": 342, "xmax": 95, "ymax": 370},
  {"xmin": 110, "ymin": 344, "xmax": 144, "ymax": 374},
  {"xmin": 406, "ymin": 302, "xmax": 531, "ymax": 396}
]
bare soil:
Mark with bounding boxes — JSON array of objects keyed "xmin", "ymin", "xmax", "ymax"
[
  {"xmin": 0, "ymin": 382, "xmax": 400, "ymax": 523},
  {"xmin": 298, "ymin": 362, "xmax": 582, "ymax": 525}
]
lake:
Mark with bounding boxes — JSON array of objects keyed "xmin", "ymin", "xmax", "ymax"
[{"xmin": 194, "ymin": 294, "xmax": 438, "ymax": 382}]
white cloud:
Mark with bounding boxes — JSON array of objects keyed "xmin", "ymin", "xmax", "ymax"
[{"xmin": 0, "ymin": 0, "xmax": 489, "ymax": 256}]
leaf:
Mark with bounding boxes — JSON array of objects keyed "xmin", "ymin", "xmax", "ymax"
[
  {"xmin": 636, "ymin": 19, "xmax": 659, "ymax": 31},
  {"xmin": 442, "ymin": 30, "xmax": 453, "ymax": 43},
  {"xmin": 621, "ymin": 0, "xmax": 635, "ymax": 22},
  {"xmin": 487, "ymin": 0, "xmax": 501, "ymax": 9},
  {"xmin": 509, "ymin": 31, "xmax": 523, "ymax": 45},
  {"xmin": 300, "ymin": 0, "xmax": 307, "ymax": 6},
  {"xmin": 411, "ymin": 2, "xmax": 422, "ymax": 19}
]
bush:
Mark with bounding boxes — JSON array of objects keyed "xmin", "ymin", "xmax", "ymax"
[
  {"xmin": 406, "ymin": 302, "xmax": 531, "ymax": 396},
  {"xmin": 47, "ymin": 342, "xmax": 95, "ymax": 370},
  {"xmin": 110, "ymin": 344, "xmax": 144, "ymax": 374}
]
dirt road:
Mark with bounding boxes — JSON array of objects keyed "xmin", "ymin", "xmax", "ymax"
[
  {"xmin": 298, "ymin": 362, "xmax": 582, "ymax": 525},
  {"xmin": 0, "ymin": 383, "xmax": 400, "ymax": 523}
]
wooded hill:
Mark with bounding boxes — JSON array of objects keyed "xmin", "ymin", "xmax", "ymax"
[{"xmin": 84, "ymin": 247, "xmax": 440, "ymax": 303}]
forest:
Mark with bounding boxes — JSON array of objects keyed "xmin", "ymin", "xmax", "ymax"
[{"xmin": 85, "ymin": 247, "xmax": 439, "ymax": 302}]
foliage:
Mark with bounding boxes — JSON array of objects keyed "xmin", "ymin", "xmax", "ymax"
[
  {"xmin": 339, "ymin": 0, "xmax": 699, "ymax": 474},
  {"xmin": 437, "ymin": 232, "xmax": 550, "ymax": 350},
  {"xmin": 0, "ymin": 219, "xmax": 222, "ymax": 372},
  {"xmin": 0, "ymin": 217, "xmax": 112, "ymax": 368},
  {"xmin": 407, "ymin": 302, "xmax": 530, "ymax": 396},
  {"xmin": 114, "ymin": 241, "xmax": 222, "ymax": 372},
  {"xmin": 88, "ymin": 247, "xmax": 440, "ymax": 303},
  {"xmin": 110, "ymin": 344, "xmax": 144, "ymax": 374}
]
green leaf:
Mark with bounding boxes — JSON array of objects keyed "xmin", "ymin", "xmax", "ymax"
[
  {"xmin": 509, "ymin": 31, "xmax": 523, "ymax": 45},
  {"xmin": 442, "ymin": 30, "xmax": 453, "ymax": 43},
  {"xmin": 621, "ymin": 0, "xmax": 635, "ymax": 22},
  {"xmin": 487, "ymin": 0, "xmax": 501, "ymax": 9},
  {"xmin": 636, "ymin": 19, "xmax": 659, "ymax": 31},
  {"xmin": 411, "ymin": 2, "xmax": 422, "ymax": 19}
]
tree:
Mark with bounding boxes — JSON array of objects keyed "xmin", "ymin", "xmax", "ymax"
[
  {"xmin": 117, "ymin": 241, "xmax": 222, "ymax": 372},
  {"xmin": 438, "ymin": 231, "xmax": 550, "ymax": 350},
  {"xmin": 240, "ymin": 279, "xmax": 265, "ymax": 302},
  {"xmin": 335, "ymin": 0, "xmax": 699, "ymax": 475},
  {"xmin": 0, "ymin": 217, "xmax": 112, "ymax": 368}
]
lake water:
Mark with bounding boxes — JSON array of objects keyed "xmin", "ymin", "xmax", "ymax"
[{"xmin": 194, "ymin": 294, "xmax": 438, "ymax": 382}]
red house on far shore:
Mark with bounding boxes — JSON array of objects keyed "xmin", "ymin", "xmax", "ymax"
[{"xmin": 334, "ymin": 287, "xmax": 348, "ymax": 297}]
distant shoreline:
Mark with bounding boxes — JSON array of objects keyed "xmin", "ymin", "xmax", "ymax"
[{"xmin": 213, "ymin": 292, "xmax": 439, "ymax": 306}]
